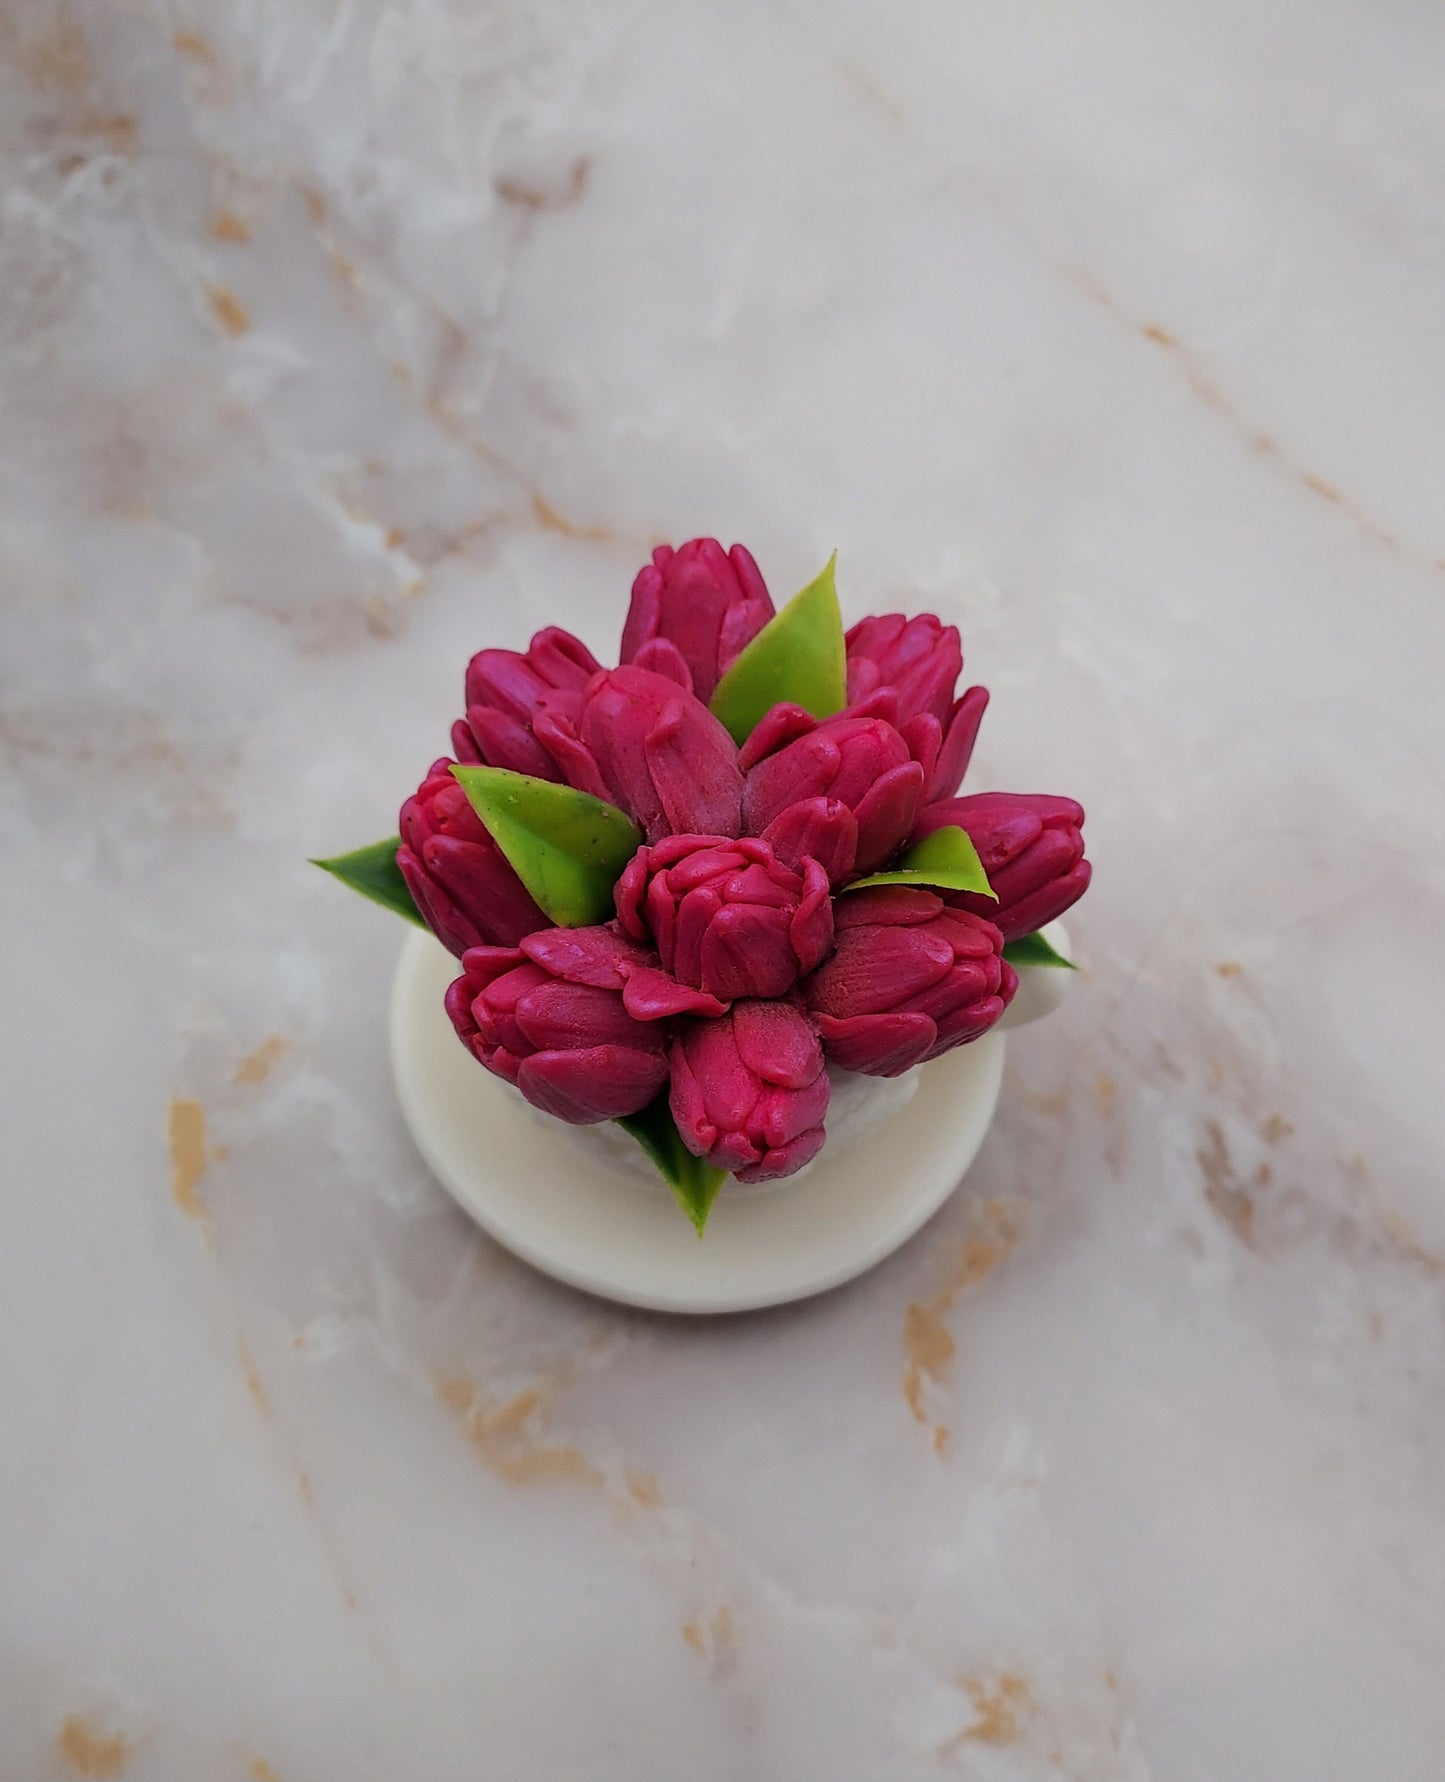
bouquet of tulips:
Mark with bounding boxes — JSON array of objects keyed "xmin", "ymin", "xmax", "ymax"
[{"xmin": 318, "ymin": 540, "xmax": 1090, "ymax": 1230}]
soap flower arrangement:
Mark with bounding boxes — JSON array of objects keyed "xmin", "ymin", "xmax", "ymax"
[{"xmin": 318, "ymin": 540, "xmax": 1090, "ymax": 1231}]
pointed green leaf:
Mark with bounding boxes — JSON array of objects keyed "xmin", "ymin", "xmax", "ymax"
[
  {"xmin": 1003, "ymin": 930, "xmax": 1077, "ymax": 970},
  {"xmin": 709, "ymin": 552, "xmax": 846, "ymax": 745},
  {"xmin": 843, "ymin": 824, "xmax": 997, "ymax": 899},
  {"xmin": 615, "ymin": 1095, "xmax": 727, "ymax": 1236},
  {"xmin": 451, "ymin": 765, "xmax": 641, "ymax": 928},
  {"xmin": 312, "ymin": 837, "xmax": 424, "ymax": 926}
]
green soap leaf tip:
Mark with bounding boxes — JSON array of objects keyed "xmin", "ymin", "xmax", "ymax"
[
  {"xmin": 615, "ymin": 1095, "xmax": 727, "ymax": 1235},
  {"xmin": 710, "ymin": 552, "xmax": 847, "ymax": 745},
  {"xmin": 312, "ymin": 838, "xmax": 424, "ymax": 926},
  {"xmin": 845, "ymin": 824, "xmax": 996, "ymax": 899},
  {"xmin": 1003, "ymin": 930, "xmax": 1077, "ymax": 970},
  {"xmin": 451, "ymin": 765, "xmax": 641, "ymax": 929}
]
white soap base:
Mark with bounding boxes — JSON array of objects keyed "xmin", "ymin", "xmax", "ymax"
[{"xmin": 389, "ymin": 922, "xmax": 1070, "ymax": 1313}]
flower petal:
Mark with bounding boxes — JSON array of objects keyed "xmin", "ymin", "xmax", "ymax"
[
  {"xmin": 699, "ymin": 904, "xmax": 799, "ymax": 1000},
  {"xmin": 852, "ymin": 760, "xmax": 926, "ymax": 874},
  {"xmin": 731, "ymin": 998, "xmax": 822, "ymax": 1090},
  {"xmin": 814, "ymin": 1011, "xmax": 937, "ymax": 1077},
  {"xmin": 621, "ymin": 965, "xmax": 729, "ymax": 1021},
  {"xmin": 805, "ymin": 926, "xmax": 954, "ymax": 1016},
  {"xmin": 761, "ymin": 796, "xmax": 858, "ymax": 884},
  {"xmin": 517, "ymin": 1045, "xmax": 667, "ymax": 1123}
]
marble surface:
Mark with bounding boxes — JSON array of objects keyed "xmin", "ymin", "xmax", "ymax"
[{"xmin": 3, "ymin": 0, "xmax": 1444, "ymax": 1776}]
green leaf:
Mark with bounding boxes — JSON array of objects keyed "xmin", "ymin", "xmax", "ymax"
[
  {"xmin": 844, "ymin": 824, "xmax": 997, "ymax": 899},
  {"xmin": 312, "ymin": 837, "xmax": 424, "ymax": 926},
  {"xmin": 450, "ymin": 765, "xmax": 641, "ymax": 928},
  {"xmin": 1003, "ymin": 930, "xmax": 1077, "ymax": 970},
  {"xmin": 615, "ymin": 1095, "xmax": 728, "ymax": 1236},
  {"xmin": 710, "ymin": 552, "xmax": 847, "ymax": 745}
]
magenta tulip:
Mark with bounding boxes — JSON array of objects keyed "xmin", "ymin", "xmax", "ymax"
[
  {"xmin": 912, "ymin": 793, "xmax": 1090, "ymax": 942},
  {"xmin": 621, "ymin": 539, "xmax": 774, "ymax": 701},
  {"xmin": 616, "ymin": 834, "xmax": 832, "ymax": 1004},
  {"xmin": 670, "ymin": 999, "xmax": 829, "ymax": 1182},
  {"xmin": 398, "ymin": 759, "xmax": 548, "ymax": 956},
  {"xmin": 536, "ymin": 665, "xmax": 744, "ymax": 843},
  {"xmin": 452, "ymin": 626, "xmax": 600, "ymax": 781},
  {"xmin": 740, "ymin": 706, "xmax": 926, "ymax": 875},
  {"xmin": 803, "ymin": 886, "xmax": 1014, "ymax": 1076},
  {"xmin": 445, "ymin": 925, "xmax": 669, "ymax": 1122},
  {"xmin": 846, "ymin": 613, "xmax": 962, "ymax": 723},
  {"xmin": 845, "ymin": 612, "xmax": 987, "ymax": 801}
]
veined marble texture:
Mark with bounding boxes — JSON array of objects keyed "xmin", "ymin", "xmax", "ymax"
[{"xmin": 2, "ymin": 0, "xmax": 1443, "ymax": 1776}]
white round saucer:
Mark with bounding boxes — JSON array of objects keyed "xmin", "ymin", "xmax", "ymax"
[{"xmin": 390, "ymin": 924, "xmax": 1070, "ymax": 1313}]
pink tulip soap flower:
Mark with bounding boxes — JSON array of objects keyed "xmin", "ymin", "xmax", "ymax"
[
  {"xmin": 845, "ymin": 612, "xmax": 988, "ymax": 802},
  {"xmin": 740, "ymin": 705, "xmax": 926, "ymax": 875},
  {"xmin": 616, "ymin": 833, "xmax": 833, "ymax": 1005},
  {"xmin": 445, "ymin": 925, "xmax": 669, "ymax": 1123},
  {"xmin": 536, "ymin": 664, "xmax": 745, "ymax": 844},
  {"xmin": 452, "ymin": 627, "xmax": 600, "ymax": 781},
  {"xmin": 398, "ymin": 758, "xmax": 548, "ymax": 956},
  {"xmin": 621, "ymin": 538, "xmax": 774, "ymax": 701},
  {"xmin": 670, "ymin": 999, "xmax": 830, "ymax": 1183},
  {"xmin": 912, "ymin": 793, "xmax": 1090, "ymax": 942},
  {"xmin": 803, "ymin": 886, "xmax": 1015, "ymax": 1077}
]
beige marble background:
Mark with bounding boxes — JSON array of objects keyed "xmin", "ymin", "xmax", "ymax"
[{"xmin": 2, "ymin": 1, "xmax": 1444, "ymax": 1777}]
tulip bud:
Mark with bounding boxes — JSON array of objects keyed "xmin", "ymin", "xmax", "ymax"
[
  {"xmin": 445, "ymin": 925, "xmax": 669, "ymax": 1123},
  {"xmin": 616, "ymin": 834, "xmax": 832, "ymax": 1003},
  {"xmin": 398, "ymin": 759, "xmax": 547, "ymax": 955},
  {"xmin": 846, "ymin": 613, "xmax": 962, "ymax": 724},
  {"xmin": 670, "ymin": 999, "xmax": 829, "ymax": 1182},
  {"xmin": 542, "ymin": 665, "xmax": 744, "ymax": 843},
  {"xmin": 621, "ymin": 539, "xmax": 774, "ymax": 702},
  {"xmin": 912, "ymin": 793, "xmax": 1090, "ymax": 942},
  {"xmin": 452, "ymin": 627, "xmax": 601, "ymax": 781},
  {"xmin": 844, "ymin": 612, "xmax": 987, "ymax": 801},
  {"xmin": 741, "ymin": 710, "xmax": 925, "ymax": 874},
  {"xmin": 803, "ymin": 886, "xmax": 1013, "ymax": 1076}
]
